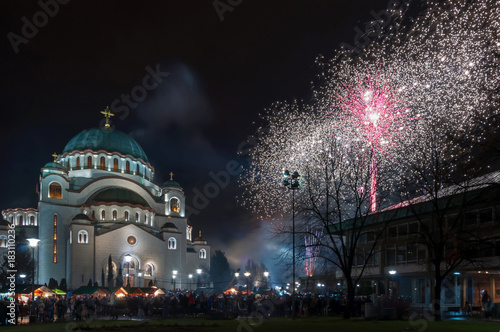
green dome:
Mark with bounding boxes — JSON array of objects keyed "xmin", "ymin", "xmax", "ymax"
[
  {"xmin": 163, "ymin": 180, "xmax": 181, "ymax": 187},
  {"xmin": 88, "ymin": 188, "xmax": 150, "ymax": 207},
  {"xmin": 63, "ymin": 127, "xmax": 148, "ymax": 162},
  {"xmin": 43, "ymin": 162, "xmax": 67, "ymax": 170}
]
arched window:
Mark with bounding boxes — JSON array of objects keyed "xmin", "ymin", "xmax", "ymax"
[
  {"xmin": 135, "ymin": 212, "xmax": 140, "ymax": 223},
  {"xmin": 0, "ymin": 235, "xmax": 7, "ymax": 248},
  {"xmin": 70, "ymin": 230, "xmax": 72, "ymax": 244},
  {"xmin": 144, "ymin": 263, "xmax": 153, "ymax": 277},
  {"xmin": 76, "ymin": 157, "xmax": 80, "ymax": 169},
  {"xmin": 101, "ymin": 210, "xmax": 105, "ymax": 221},
  {"xmin": 100, "ymin": 156, "xmax": 105, "ymax": 170},
  {"xmin": 125, "ymin": 211, "xmax": 129, "ymax": 221},
  {"xmin": 29, "ymin": 215, "xmax": 35, "ymax": 226},
  {"xmin": 49, "ymin": 182, "xmax": 62, "ymax": 199},
  {"xmin": 112, "ymin": 210, "xmax": 117, "ymax": 221},
  {"xmin": 91, "ymin": 210, "xmax": 95, "ymax": 221},
  {"xmin": 168, "ymin": 237, "xmax": 176, "ymax": 250},
  {"xmin": 78, "ymin": 230, "xmax": 88, "ymax": 244},
  {"xmin": 136, "ymin": 164, "xmax": 140, "ymax": 176},
  {"xmin": 144, "ymin": 213, "xmax": 148, "ymax": 224},
  {"xmin": 126, "ymin": 161, "xmax": 130, "ymax": 173},
  {"xmin": 113, "ymin": 158, "xmax": 118, "ymax": 171},
  {"xmin": 18, "ymin": 215, "xmax": 23, "ymax": 226},
  {"xmin": 170, "ymin": 198, "xmax": 180, "ymax": 213},
  {"xmin": 199, "ymin": 249, "xmax": 206, "ymax": 259},
  {"xmin": 87, "ymin": 156, "xmax": 93, "ymax": 169}
]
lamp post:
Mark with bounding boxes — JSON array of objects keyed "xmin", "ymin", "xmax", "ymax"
[
  {"xmin": 244, "ymin": 272, "xmax": 251, "ymax": 296},
  {"xmin": 125, "ymin": 254, "xmax": 132, "ymax": 288},
  {"xmin": 388, "ymin": 270, "xmax": 396, "ymax": 297},
  {"xmin": 283, "ymin": 170, "xmax": 300, "ymax": 319},
  {"xmin": 172, "ymin": 270, "xmax": 178, "ymax": 290},
  {"xmin": 263, "ymin": 271, "xmax": 269, "ymax": 289},
  {"xmin": 196, "ymin": 268, "xmax": 202, "ymax": 287},
  {"xmin": 188, "ymin": 274, "xmax": 193, "ymax": 290},
  {"xmin": 19, "ymin": 274, "xmax": 26, "ymax": 284},
  {"xmin": 27, "ymin": 238, "xmax": 40, "ymax": 323}
]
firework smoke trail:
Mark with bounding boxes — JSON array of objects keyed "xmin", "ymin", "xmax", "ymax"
[{"xmin": 304, "ymin": 225, "xmax": 323, "ymax": 277}]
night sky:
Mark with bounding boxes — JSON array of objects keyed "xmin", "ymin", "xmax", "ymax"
[{"xmin": 1, "ymin": 0, "xmax": 396, "ymax": 270}]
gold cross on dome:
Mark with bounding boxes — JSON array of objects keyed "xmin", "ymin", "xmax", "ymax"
[
  {"xmin": 170, "ymin": 172, "xmax": 174, "ymax": 181},
  {"xmin": 100, "ymin": 106, "xmax": 115, "ymax": 128},
  {"xmin": 52, "ymin": 153, "xmax": 58, "ymax": 162}
]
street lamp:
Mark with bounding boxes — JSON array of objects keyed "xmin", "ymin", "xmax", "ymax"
[
  {"xmin": 188, "ymin": 274, "xmax": 193, "ymax": 290},
  {"xmin": 244, "ymin": 272, "xmax": 251, "ymax": 296},
  {"xmin": 172, "ymin": 270, "xmax": 178, "ymax": 290},
  {"xmin": 263, "ymin": 271, "xmax": 269, "ymax": 288},
  {"xmin": 27, "ymin": 238, "xmax": 40, "ymax": 323},
  {"xmin": 19, "ymin": 274, "xmax": 26, "ymax": 284},
  {"xmin": 388, "ymin": 270, "xmax": 397, "ymax": 297},
  {"xmin": 283, "ymin": 169, "xmax": 300, "ymax": 319},
  {"xmin": 125, "ymin": 254, "xmax": 132, "ymax": 288},
  {"xmin": 196, "ymin": 268, "xmax": 202, "ymax": 287}
]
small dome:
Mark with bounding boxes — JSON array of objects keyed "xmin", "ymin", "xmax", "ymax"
[
  {"xmin": 161, "ymin": 222, "xmax": 177, "ymax": 230},
  {"xmin": 72, "ymin": 213, "xmax": 91, "ymax": 222},
  {"xmin": 43, "ymin": 162, "xmax": 67, "ymax": 170},
  {"xmin": 194, "ymin": 230, "xmax": 205, "ymax": 242},
  {"xmin": 0, "ymin": 216, "xmax": 11, "ymax": 230},
  {"xmin": 163, "ymin": 180, "xmax": 181, "ymax": 187},
  {"xmin": 63, "ymin": 127, "xmax": 148, "ymax": 162}
]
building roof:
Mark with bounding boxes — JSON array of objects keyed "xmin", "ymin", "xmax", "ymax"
[
  {"xmin": 63, "ymin": 127, "xmax": 148, "ymax": 162},
  {"xmin": 88, "ymin": 187, "xmax": 149, "ymax": 207}
]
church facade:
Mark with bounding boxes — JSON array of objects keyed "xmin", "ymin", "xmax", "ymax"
[{"xmin": 2, "ymin": 112, "xmax": 210, "ymax": 290}]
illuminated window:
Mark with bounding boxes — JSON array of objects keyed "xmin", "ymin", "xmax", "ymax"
[
  {"xmin": 125, "ymin": 211, "xmax": 129, "ymax": 221},
  {"xmin": 29, "ymin": 215, "xmax": 35, "ymax": 226},
  {"xmin": 18, "ymin": 215, "xmax": 23, "ymax": 226},
  {"xmin": 101, "ymin": 210, "xmax": 105, "ymax": 221},
  {"xmin": 100, "ymin": 156, "xmax": 105, "ymax": 170},
  {"xmin": 49, "ymin": 182, "xmax": 62, "ymax": 199},
  {"xmin": 0, "ymin": 235, "xmax": 7, "ymax": 248},
  {"xmin": 112, "ymin": 210, "xmax": 117, "ymax": 221},
  {"xmin": 78, "ymin": 230, "xmax": 88, "ymax": 244},
  {"xmin": 126, "ymin": 161, "xmax": 130, "ymax": 173},
  {"xmin": 135, "ymin": 212, "xmax": 140, "ymax": 223},
  {"xmin": 53, "ymin": 214, "xmax": 57, "ymax": 263},
  {"xmin": 113, "ymin": 158, "xmax": 118, "ymax": 171},
  {"xmin": 127, "ymin": 236, "xmax": 136, "ymax": 245},
  {"xmin": 87, "ymin": 156, "xmax": 92, "ymax": 169},
  {"xmin": 199, "ymin": 249, "xmax": 206, "ymax": 259},
  {"xmin": 168, "ymin": 237, "xmax": 176, "ymax": 250},
  {"xmin": 170, "ymin": 198, "xmax": 180, "ymax": 213},
  {"xmin": 70, "ymin": 230, "xmax": 72, "ymax": 244},
  {"xmin": 76, "ymin": 157, "xmax": 80, "ymax": 169}
]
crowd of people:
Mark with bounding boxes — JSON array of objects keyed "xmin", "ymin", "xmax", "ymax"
[{"xmin": 0, "ymin": 290, "xmax": 497, "ymax": 325}]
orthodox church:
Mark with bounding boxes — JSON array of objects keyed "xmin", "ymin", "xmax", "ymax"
[{"xmin": 1, "ymin": 108, "xmax": 210, "ymax": 290}]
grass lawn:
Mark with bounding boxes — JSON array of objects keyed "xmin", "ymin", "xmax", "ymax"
[{"xmin": 1, "ymin": 317, "xmax": 499, "ymax": 332}]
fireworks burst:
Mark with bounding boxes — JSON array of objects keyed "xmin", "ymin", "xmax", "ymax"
[{"xmin": 239, "ymin": 0, "xmax": 500, "ymax": 218}]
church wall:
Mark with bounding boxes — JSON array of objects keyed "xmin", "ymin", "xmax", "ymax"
[
  {"xmin": 69, "ymin": 223, "xmax": 95, "ymax": 289},
  {"xmin": 95, "ymin": 224, "xmax": 169, "ymax": 288},
  {"xmin": 37, "ymin": 202, "xmax": 78, "ymax": 287}
]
